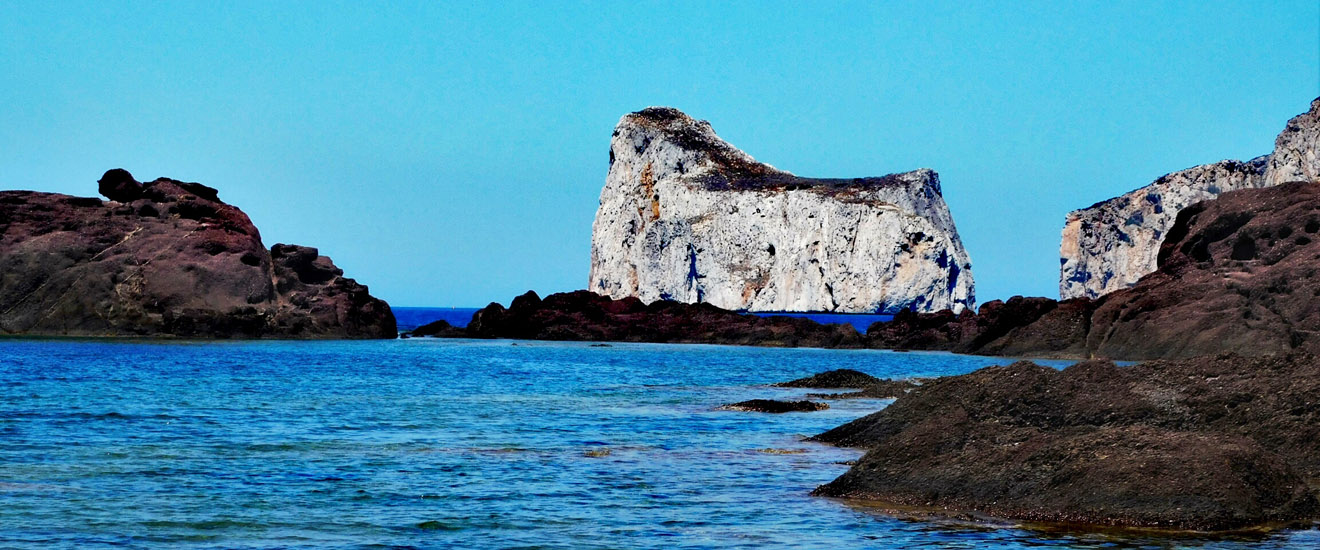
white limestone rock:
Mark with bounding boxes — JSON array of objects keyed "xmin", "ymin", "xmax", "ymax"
[
  {"xmin": 1059, "ymin": 157, "xmax": 1269, "ymax": 300},
  {"xmin": 1265, "ymin": 98, "xmax": 1320, "ymax": 186},
  {"xmin": 588, "ymin": 107, "xmax": 974, "ymax": 314},
  {"xmin": 1059, "ymin": 97, "xmax": 1320, "ymax": 300}
]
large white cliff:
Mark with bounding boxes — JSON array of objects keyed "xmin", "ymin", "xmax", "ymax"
[
  {"xmin": 1060, "ymin": 98, "xmax": 1320, "ymax": 300},
  {"xmin": 588, "ymin": 107, "xmax": 974, "ymax": 313}
]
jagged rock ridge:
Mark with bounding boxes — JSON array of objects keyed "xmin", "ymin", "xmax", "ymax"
[
  {"xmin": 0, "ymin": 169, "xmax": 396, "ymax": 338},
  {"xmin": 1061, "ymin": 98, "xmax": 1320, "ymax": 299},
  {"xmin": 589, "ymin": 107, "xmax": 974, "ymax": 314}
]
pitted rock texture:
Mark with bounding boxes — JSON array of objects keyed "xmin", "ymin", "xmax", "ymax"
[
  {"xmin": 589, "ymin": 107, "xmax": 974, "ymax": 314},
  {"xmin": 1061, "ymin": 97, "xmax": 1320, "ymax": 300},
  {"xmin": 0, "ymin": 169, "xmax": 395, "ymax": 338},
  {"xmin": 811, "ymin": 354, "xmax": 1320, "ymax": 531}
]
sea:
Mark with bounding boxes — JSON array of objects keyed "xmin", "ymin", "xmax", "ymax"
[{"xmin": 1, "ymin": 307, "xmax": 1316, "ymax": 549}]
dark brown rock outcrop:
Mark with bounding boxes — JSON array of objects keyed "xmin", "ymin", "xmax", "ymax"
[
  {"xmin": 436, "ymin": 290, "xmax": 863, "ymax": 348},
  {"xmin": 0, "ymin": 169, "xmax": 395, "ymax": 338},
  {"xmin": 812, "ymin": 353, "xmax": 1320, "ymax": 531}
]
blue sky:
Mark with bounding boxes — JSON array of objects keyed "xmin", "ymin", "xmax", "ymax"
[{"xmin": 2, "ymin": 1, "xmax": 1317, "ymax": 307}]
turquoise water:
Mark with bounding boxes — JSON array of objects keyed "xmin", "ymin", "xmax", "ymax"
[{"xmin": 1, "ymin": 338, "xmax": 1316, "ymax": 549}]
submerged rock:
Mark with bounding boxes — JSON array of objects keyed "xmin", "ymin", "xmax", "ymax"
[
  {"xmin": 806, "ymin": 379, "xmax": 919, "ymax": 400},
  {"xmin": 589, "ymin": 107, "xmax": 974, "ymax": 314},
  {"xmin": 717, "ymin": 399, "xmax": 829, "ymax": 413},
  {"xmin": 812, "ymin": 354, "xmax": 1320, "ymax": 531},
  {"xmin": 773, "ymin": 369, "xmax": 881, "ymax": 389},
  {"xmin": 0, "ymin": 169, "xmax": 395, "ymax": 338}
]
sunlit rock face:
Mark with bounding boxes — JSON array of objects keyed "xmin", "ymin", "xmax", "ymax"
[
  {"xmin": 1059, "ymin": 158, "xmax": 1269, "ymax": 300},
  {"xmin": 588, "ymin": 107, "xmax": 974, "ymax": 314},
  {"xmin": 1060, "ymin": 97, "xmax": 1320, "ymax": 300}
]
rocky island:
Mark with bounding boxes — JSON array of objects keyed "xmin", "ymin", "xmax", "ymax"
[
  {"xmin": 589, "ymin": 107, "xmax": 974, "ymax": 314},
  {"xmin": 0, "ymin": 169, "xmax": 396, "ymax": 338}
]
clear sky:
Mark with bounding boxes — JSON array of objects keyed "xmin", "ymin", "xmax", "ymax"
[{"xmin": 2, "ymin": 1, "xmax": 1317, "ymax": 307}]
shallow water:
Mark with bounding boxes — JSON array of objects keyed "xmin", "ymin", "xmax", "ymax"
[{"xmin": 0, "ymin": 339, "xmax": 1315, "ymax": 549}]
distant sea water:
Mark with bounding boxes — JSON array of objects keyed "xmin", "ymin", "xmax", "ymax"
[
  {"xmin": 2, "ymin": 338, "xmax": 1316, "ymax": 549},
  {"xmin": 393, "ymin": 307, "xmax": 891, "ymax": 333}
]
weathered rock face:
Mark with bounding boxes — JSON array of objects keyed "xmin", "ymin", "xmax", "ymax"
[
  {"xmin": 0, "ymin": 170, "xmax": 396, "ymax": 338},
  {"xmin": 812, "ymin": 354, "xmax": 1320, "ymax": 531},
  {"xmin": 589, "ymin": 107, "xmax": 973, "ymax": 314},
  {"xmin": 1265, "ymin": 98, "xmax": 1320, "ymax": 186},
  {"xmin": 1061, "ymin": 97, "xmax": 1320, "ymax": 300},
  {"xmin": 1060, "ymin": 158, "xmax": 1269, "ymax": 299},
  {"xmin": 873, "ymin": 181, "xmax": 1320, "ymax": 360}
]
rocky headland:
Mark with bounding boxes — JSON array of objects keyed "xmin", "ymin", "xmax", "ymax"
[
  {"xmin": 808, "ymin": 353, "xmax": 1320, "ymax": 531},
  {"xmin": 869, "ymin": 180, "xmax": 1320, "ymax": 360},
  {"xmin": 1061, "ymin": 98, "xmax": 1320, "ymax": 300},
  {"xmin": 589, "ymin": 107, "xmax": 974, "ymax": 314},
  {"xmin": 0, "ymin": 169, "xmax": 395, "ymax": 338}
]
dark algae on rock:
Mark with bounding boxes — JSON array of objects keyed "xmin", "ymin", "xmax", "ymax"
[
  {"xmin": 811, "ymin": 353, "xmax": 1320, "ymax": 531},
  {"xmin": 0, "ymin": 169, "xmax": 395, "ymax": 338}
]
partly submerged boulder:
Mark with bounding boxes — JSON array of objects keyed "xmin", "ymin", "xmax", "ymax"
[
  {"xmin": 0, "ymin": 169, "xmax": 395, "ymax": 338},
  {"xmin": 717, "ymin": 399, "xmax": 829, "ymax": 413}
]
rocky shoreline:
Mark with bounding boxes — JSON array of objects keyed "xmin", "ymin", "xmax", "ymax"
[{"xmin": 787, "ymin": 353, "xmax": 1320, "ymax": 532}]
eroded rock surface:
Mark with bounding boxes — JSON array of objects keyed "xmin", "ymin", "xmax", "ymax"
[
  {"xmin": 589, "ymin": 107, "xmax": 973, "ymax": 314},
  {"xmin": 1061, "ymin": 97, "xmax": 1320, "ymax": 300},
  {"xmin": 812, "ymin": 354, "xmax": 1320, "ymax": 531},
  {"xmin": 1060, "ymin": 158, "xmax": 1269, "ymax": 299},
  {"xmin": 0, "ymin": 170, "xmax": 395, "ymax": 338}
]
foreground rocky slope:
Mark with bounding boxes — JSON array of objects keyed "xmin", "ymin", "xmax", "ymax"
[
  {"xmin": 0, "ymin": 169, "xmax": 395, "ymax": 338},
  {"xmin": 811, "ymin": 354, "xmax": 1320, "ymax": 531},
  {"xmin": 418, "ymin": 290, "xmax": 861, "ymax": 348},
  {"xmin": 1061, "ymin": 98, "xmax": 1320, "ymax": 299},
  {"xmin": 589, "ymin": 107, "xmax": 974, "ymax": 314},
  {"xmin": 875, "ymin": 181, "xmax": 1320, "ymax": 360}
]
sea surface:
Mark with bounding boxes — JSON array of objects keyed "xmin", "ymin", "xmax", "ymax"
[{"xmin": 1, "ymin": 337, "xmax": 1317, "ymax": 549}]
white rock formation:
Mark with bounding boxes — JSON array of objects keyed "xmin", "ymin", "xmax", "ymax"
[
  {"xmin": 1265, "ymin": 98, "xmax": 1320, "ymax": 186},
  {"xmin": 1059, "ymin": 158, "xmax": 1269, "ymax": 299},
  {"xmin": 1060, "ymin": 97, "xmax": 1320, "ymax": 300},
  {"xmin": 588, "ymin": 107, "xmax": 974, "ymax": 313}
]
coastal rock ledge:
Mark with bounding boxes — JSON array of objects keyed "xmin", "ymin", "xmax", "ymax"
[
  {"xmin": 812, "ymin": 353, "xmax": 1320, "ymax": 531},
  {"xmin": 589, "ymin": 107, "xmax": 974, "ymax": 314},
  {"xmin": 0, "ymin": 169, "xmax": 396, "ymax": 338}
]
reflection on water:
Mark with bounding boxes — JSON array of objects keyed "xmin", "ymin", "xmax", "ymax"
[{"xmin": 0, "ymin": 339, "xmax": 1312, "ymax": 548}]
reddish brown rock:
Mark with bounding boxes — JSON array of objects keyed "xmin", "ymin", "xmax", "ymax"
[
  {"xmin": 812, "ymin": 353, "xmax": 1320, "ymax": 531},
  {"xmin": 452, "ymin": 290, "xmax": 863, "ymax": 348},
  {"xmin": 0, "ymin": 169, "xmax": 395, "ymax": 338}
]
